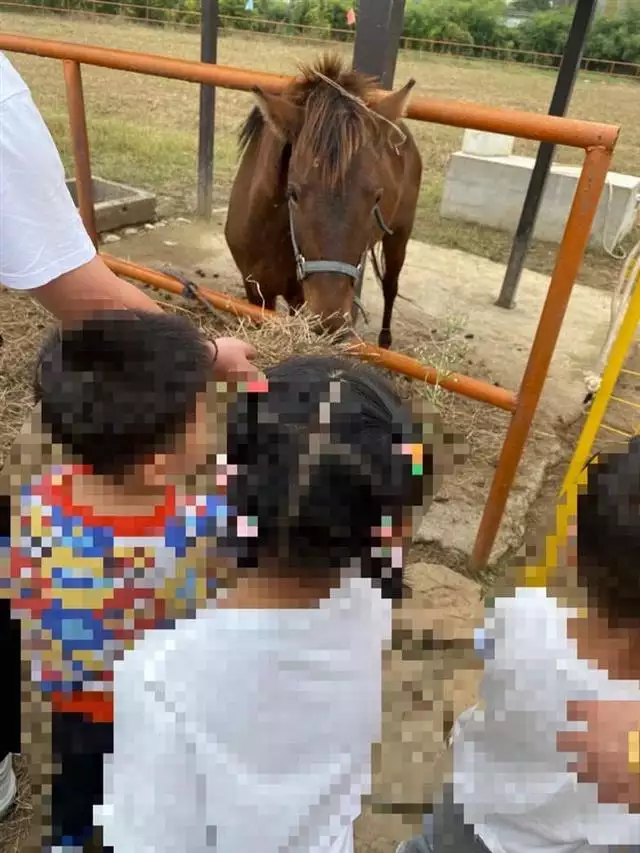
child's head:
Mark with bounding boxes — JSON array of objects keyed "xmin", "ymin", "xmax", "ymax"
[
  {"xmin": 219, "ymin": 355, "xmax": 433, "ymax": 599},
  {"xmin": 577, "ymin": 438, "xmax": 640, "ymax": 632},
  {"xmin": 38, "ymin": 310, "xmax": 213, "ymax": 484}
]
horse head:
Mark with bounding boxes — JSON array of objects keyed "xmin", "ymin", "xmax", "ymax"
[{"xmin": 252, "ymin": 56, "xmax": 415, "ymax": 336}]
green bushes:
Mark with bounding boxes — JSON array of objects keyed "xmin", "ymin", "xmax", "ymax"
[
  {"xmin": 515, "ymin": 8, "xmax": 573, "ymax": 57},
  {"xmin": 514, "ymin": 6, "xmax": 640, "ymax": 68},
  {"xmin": 12, "ymin": 0, "xmax": 640, "ymax": 73},
  {"xmin": 214, "ymin": 0, "xmax": 640, "ymax": 71},
  {"xmin": 216, "ymin": 0, "xmax": 353, "ymax": 38}
]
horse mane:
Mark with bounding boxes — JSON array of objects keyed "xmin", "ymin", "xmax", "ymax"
[{"xmin": 238, "ymin": 54, "xmax": 381, "ymax": 190}]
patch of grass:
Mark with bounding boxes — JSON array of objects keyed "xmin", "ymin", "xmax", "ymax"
[{"xmin": 1, "ymin": 11, "xmax": 637, "ymax": 291}]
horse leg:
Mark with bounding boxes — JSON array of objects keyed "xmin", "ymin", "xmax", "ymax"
[
  {"xmin": 286, "ymin": 280, "xmax": 305, "ymax": 317},
  {"xmin": 379, "ymin": 229, "xmax": 409, "ymax": 350}
]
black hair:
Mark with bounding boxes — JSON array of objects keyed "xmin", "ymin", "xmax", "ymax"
[
  {"xmin": 577, "ymin": 436, "xmax": 640, "ymax": 628},
  {"xmin": 37, "ymin": 310, "xmax": 212, "ymax": 478},
  {"xmin": 219, "ymin": 355, "xmax": 431, "ymax": 599}
]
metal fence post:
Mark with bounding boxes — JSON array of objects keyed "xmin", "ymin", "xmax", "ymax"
[
  {"xmin": 472, "ymin": 146, "xmax": 613, "ymax": 568},
  {"xmin": 63, "ymin": 59, "xmax": 98, "ymax": 247},
  {"xmin": 352, "ymin": 0, "xmax": 406, "ymax": 89},
  {"xmin": 197, "ymin": 0, "xmax": 218, "ymax": 220},
  {"xmin": 495, "ymin": 0, "xmax": 599, "ymax": 310}
]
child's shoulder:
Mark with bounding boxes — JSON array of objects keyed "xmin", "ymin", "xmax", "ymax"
[
  {"xmin": 484, "ymin": 586, "xmax": 571, "ymax": 650},
  {"xmin": 19, "ymin": 464, "xmax": 73, "ymax": 505}
]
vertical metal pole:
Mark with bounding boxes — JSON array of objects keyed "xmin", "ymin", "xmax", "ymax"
[
  {"xmin": 472, "ymin": 146, "xmax": 613, "ymax": 569},
  {"xmin": 495, "ymin": 0, "xmax": 598, "ymax": 310},
  {"xmin": 63, "ymin": 60, "xmax": 98, "ymax": 248},
  {"xmin": 352, "ymin": 0, "xmax": 406, "ymax": 90},
  {"xmin": 197, "ymin": 0, "xmax": 218, "ymax": 220}
]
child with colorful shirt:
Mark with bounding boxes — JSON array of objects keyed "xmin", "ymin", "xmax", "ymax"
[{"xmin": 6, "ymin": 310, "xmax": 227, "ymax": 851}]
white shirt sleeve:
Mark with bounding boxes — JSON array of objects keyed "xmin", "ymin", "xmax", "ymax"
[
  {"xmin": 97, "ymin": 641, "xmax": 209, "ymax": 853},
  {"xmin": 0, "ymin": 53, "xmax": 96, "ymax": 290},
  {"xmin": 453, "ymin": 589, "xmax": 577, "ymax": 817}
]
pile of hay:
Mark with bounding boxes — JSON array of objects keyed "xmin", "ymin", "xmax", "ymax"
[
  {"xmin": 0, "ymin": 284, "xmax": 488, "ymax": 472},
  {"xmin": 0, "ymin": 290, "xmax": 53, "ymax": 470},
  {"xmin": 0, "ymin": 756, "xmax": 31, "ymax": 852}
]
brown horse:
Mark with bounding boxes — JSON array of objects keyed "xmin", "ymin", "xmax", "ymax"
[{"xmin": 224, "ymin": 54, "xmax": 422, "ymax": 349}]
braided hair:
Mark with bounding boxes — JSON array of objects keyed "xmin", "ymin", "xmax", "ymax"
[{"xmin": 218, "ymin": 356, "xmax": 431, "ymax": 599}]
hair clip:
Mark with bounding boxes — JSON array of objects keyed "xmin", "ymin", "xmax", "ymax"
[
  {"xmin": 379, "ymin": 515, "xmax": 394, "ymax": 538},
  {"xmin": 401, "ymin": 443, "xmax": 423, "ymax": 476},
  {"xmin": 236, "ymin": 515, "xmax": 259, "ymax": 538},
  {"xmin": 243, "ymin": 379, "xmax": 269, "ymax": 394}
]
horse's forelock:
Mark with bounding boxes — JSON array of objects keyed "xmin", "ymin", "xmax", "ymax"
[{"xmin": 290, "ymin": 57, "xmax": 381, "ymax": 190}]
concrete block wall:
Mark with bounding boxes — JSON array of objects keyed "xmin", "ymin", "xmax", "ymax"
[{"xmin": 440, "ymin": 148, "xmax": 640, "ymax": 249}]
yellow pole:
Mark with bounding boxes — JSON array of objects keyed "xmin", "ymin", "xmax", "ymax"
[
  {"xmin": 519, "ymin": 268, "xmax": 640, "ymax": 591},
  {"xmin": 561, "ymin": 271, "xmax": 640, "ymax": 494}
]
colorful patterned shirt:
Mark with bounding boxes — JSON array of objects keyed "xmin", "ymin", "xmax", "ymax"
[{"xmin": 5, "ymin": 465, "xmax": 226, "ymax": 722}]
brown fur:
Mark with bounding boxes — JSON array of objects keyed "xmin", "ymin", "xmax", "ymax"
[{"xmin": 226, "ymin": 53, "xmax": 423, "ymax": 348}]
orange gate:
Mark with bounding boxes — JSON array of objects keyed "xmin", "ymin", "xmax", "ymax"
[{"xmin": 0, "ymin": 32, "xmax": 620, "ymax": 567}]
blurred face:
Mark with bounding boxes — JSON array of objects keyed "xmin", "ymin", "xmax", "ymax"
[
  {"xmin": 142, "ymin": 394, "xmax": 209, "ymax": 486},
  {"xmin": 174, "ymin": 394, "xmax": 209, "ymax": 474}
]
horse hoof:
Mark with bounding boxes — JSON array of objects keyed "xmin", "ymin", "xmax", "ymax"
[{"xmin": 378, "ymin": 330, "xmax": 392, "ymax": 349}]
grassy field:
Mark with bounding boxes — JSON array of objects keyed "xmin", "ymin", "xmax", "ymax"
[{"xmin": 1, "ymin": 10, "xmax": 639, "ymax": 290}]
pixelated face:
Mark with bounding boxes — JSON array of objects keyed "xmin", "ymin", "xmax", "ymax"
[
  {"xmin": 177, "ymin": 394, "xmax": 209, "ymax": 473},
  {"xmin": 152, "ymin": 394, "xmax": 209, "ymax": 481}
]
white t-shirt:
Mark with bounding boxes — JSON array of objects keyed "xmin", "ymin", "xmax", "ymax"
[
  {"xmin": 0, "ymin": 52, "xmax": 95, "ymax": 290},
  {"xmin": 97, "ymin": 575, "xmax": 392, "ymax": 853},
  {"xmin": 453, "ymin": 586, "xmax": 640, "ymax": 853}
]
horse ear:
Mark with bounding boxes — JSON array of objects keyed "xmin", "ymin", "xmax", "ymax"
[
  {"xmin": 252, "ymin": 87, "xmax": 303, "ymax": 142},
  {"xmin": 373, "ymin": 78, "xmax": 416, "ymax": 123}
]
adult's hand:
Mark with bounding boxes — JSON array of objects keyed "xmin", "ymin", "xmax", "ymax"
[
  {"xmin": 210, "ymin": 337, "xmax": 261, "ymax": 381},
  {"xmin": 557, "ymin": 699, "xmax": 640, "ymax": 812}
]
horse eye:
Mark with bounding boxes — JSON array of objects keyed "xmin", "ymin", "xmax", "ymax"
[
  {"xmin": 287, "ymin": 185, "xmax": 300, "ymax": 204},
  {"xmin": 375, "ymin": 189, "xmax": 383, "ymax": 204}
]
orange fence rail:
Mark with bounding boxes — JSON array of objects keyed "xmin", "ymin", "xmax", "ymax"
[{"xmin": 0, "ymin": 32, "xmax": 620, "ymax": 567}]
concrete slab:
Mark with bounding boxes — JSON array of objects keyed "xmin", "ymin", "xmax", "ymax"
[
  {"xmin": 441, "ymin": 152, "xmax": 640, "ymax": 249},
  {"xmin": 66, "ymin": 176, "xmax": 157, "ymax": 233}
]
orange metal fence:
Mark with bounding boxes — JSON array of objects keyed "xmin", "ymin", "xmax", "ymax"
[{"xmin": 0, "ymin": 32, "xmax": 620, "ymax": 567}]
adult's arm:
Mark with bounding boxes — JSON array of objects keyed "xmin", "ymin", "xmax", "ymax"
[
  {"xmin": 0, "ymin": 54, "xmax": 258, "ymax": 378},
  {"xmin": 557, "ymin": 700, "xmax": 640, "ymax": 813},
  {"xmin": 31, "ymin": 254, "xmax": 163, "ymax": 325},
  {"xmin": 0, "ymin": 53, "xmax": 98, "ymax": 296}
]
